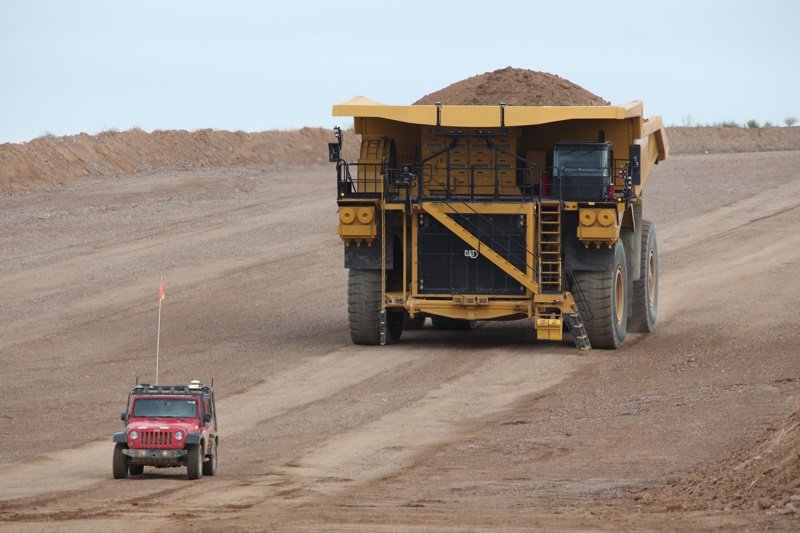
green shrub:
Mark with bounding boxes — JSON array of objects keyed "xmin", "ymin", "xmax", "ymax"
[
  {"xmin": 785, "ymin": 116, "xmax": 798, "ymax": 127},
  {"xmin": 747, "ymin": 119, "xmax": 760, "ymax": 129},
  {"xmin": 714, "ymin": 120, "xmax": 741, "ymax": 128}
]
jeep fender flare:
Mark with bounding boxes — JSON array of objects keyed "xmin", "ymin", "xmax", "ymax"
[
  {"xmin": 113, "ymin": 432, "xmax": 127, "ymax": 443},
  {"xmin": 185, "ymin": 433, "xmax": 204, "ymax": 445}
]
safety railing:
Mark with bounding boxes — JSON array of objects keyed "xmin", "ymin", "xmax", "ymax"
[{"xmin": 336, "ymin": 161, "xmax": 540, "ymax": 204}]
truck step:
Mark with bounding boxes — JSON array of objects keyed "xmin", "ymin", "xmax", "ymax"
[
  {"xmin": 538, "ymin": 199, "xmax": 563, "ymax": 292},
  {"xmin": 563, "ymin": 312, "xmax": 592, "ymax": 350}
]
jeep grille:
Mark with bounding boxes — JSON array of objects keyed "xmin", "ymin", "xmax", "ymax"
[{"xmin": 140, "ymin": 430, "xmax": 174, "ymax": 447}]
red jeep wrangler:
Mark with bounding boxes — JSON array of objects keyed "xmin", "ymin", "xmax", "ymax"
[{"xmin": 113, "ymin": 380, "xmax": 218, "ymax": 480}]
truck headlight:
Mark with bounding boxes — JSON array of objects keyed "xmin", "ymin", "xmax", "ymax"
[
  {"xmin": 175, "ymin": 431, "xmax": 184, "ymax": 440},
  {"xmin": 129, "ymin": 430, "xmax": 139, "ymax": 440}
]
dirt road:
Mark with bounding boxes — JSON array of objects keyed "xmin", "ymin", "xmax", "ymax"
[{"xmin": 1, "ymin": 151, "xmax": 799, "ymax": 531}]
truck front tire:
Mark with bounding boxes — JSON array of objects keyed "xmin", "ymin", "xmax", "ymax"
[
  {"xmin": 574, "ymin": 242, "xmax": 628, "ymax": 349},
  {"xmin": 348, "ymin": 269, "xmax": 402, "ymax": 345}
]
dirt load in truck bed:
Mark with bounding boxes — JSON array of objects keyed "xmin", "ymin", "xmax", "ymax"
[{"xmin": 413, "ymin": 66, "xmax": 610, "ymax": 106}]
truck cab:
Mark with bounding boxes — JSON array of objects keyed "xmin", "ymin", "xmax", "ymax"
[{"xmin": 550, "ymin": 140, "xmax": 615, "ymax": 202}]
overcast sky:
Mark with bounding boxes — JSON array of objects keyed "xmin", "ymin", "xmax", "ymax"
[{"xmin": 1, "ymin": 0, "xmax": 798, "ymax": 144}]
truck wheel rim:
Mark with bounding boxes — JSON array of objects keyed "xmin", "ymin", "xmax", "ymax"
[
  {"xmin": 614, "ymin": 265, "xmax": 624, "ymax": 326},
  {"xmin": 647, "ymin": 249, "xmax": 656, "ymax": 307}
]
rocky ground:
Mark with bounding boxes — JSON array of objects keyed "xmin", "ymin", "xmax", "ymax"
[{"xmin": 0, "ymin": 124, "xmax": 799, "ymax": 530}]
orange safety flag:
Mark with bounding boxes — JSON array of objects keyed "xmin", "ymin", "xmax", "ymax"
[{"xmin": 159, "ymin": 279, "xmax": 165, "ymax": 301}]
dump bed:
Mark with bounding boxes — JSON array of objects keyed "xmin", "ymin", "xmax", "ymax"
[{"xmin": 333, "ymin": 97, "xmax": 668, "ymax": 192}]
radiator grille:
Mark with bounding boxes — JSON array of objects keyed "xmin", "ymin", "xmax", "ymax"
[
  {"xmin": 140, "ymin": 430, "xmax": 174, "ymax": 447},
  {"xmin": 418, "ymin": 214, "xmax": 527, "ymax": 295}
]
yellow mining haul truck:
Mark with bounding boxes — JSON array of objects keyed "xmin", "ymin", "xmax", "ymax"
[{"xmin": 329, "ymin": 97, "xmax": 668, "ymax": 349}]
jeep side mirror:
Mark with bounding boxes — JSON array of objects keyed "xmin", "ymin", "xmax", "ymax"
[
  {"xmin": 203, "ymin": 413, "xmax": 212, "ymax": 424},
  {"xmin": 121, "ymin": 412, "xmax": 127, "ymax": 422}
]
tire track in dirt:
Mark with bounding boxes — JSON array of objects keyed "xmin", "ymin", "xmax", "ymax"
[
  {"xmin": 658, "ymin": 179, "xmax": 800, "ymax": 257},
  {"xmin": 0, "ymin": 195, "xmax": 330, "ymax": 296},
  {"xmin": 0, "ymin": 199, "xmax": 334, "ymax": 352},
  {"xmin": 655, "ymin": 178, "xmax": 800, "ymax": 323},
  {"xmin": 0, "ymin": 344, "xmax": 583, "ymax": 527},
  {"xmin": 0, "ymin": 349, "xmax": 407, "ymax": 505},
  {"xmin": 268, "ymin": 352, "xmax": 579, "ymax": 487}
]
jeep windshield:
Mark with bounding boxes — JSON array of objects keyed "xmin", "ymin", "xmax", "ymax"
[{"xmin": 131, "ymin": 398, "xmax": 198, "ymax": 418}]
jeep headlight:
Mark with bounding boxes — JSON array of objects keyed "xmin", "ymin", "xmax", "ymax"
[
  {"xmin": 175, "ymin": 431, "xmax": 184, "ymax": 440},
  {"xmin": 129, "ymin": 430, "xmax": 139, "ymax": 440}
]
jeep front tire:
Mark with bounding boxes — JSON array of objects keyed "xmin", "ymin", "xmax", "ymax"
[
  {"xmin": 113, "ymin": 443, "xmax": 128, "ymax": 479},
  {"xmin": 187, "ymin": 443, "xmax": 203, "ymax": 480}
]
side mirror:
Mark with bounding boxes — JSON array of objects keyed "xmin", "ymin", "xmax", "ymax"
[
  {"xmin": 329, "ymin": 126, "xmax": 343, "ymax": 163},
  {"xmin": 628, "ymin": 144, "xmax": 641, "ymax": 186},
  {"xmin": 203, "ymin": 413, "xmax": 212, "ymax": 424},
  {"xmin": 121, "ymin": 412, "xmax": 127, "ymax": 422},
  {"xmin": 328, "ymin": 142, "xmax": 341, "ymax": 163}
]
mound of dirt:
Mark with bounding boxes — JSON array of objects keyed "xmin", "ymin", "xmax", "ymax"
[
  {"xmin": 0, "ymin": 127, "xmax": 359, "ymax": 195},
  {"xmin": 413, "ymin": 66, "xmax": 610, "ymax": 107},
  {"xmin": 637, "ymin": 404, "xmax": 800, "ymax": 515},
  {"xmin": 666, "ymin": 126, "xmax": 800, "ymax": 155}
]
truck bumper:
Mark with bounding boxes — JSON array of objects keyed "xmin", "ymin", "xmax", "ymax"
[{"xmin": 123, "ymin": 448, "xmax": 187, "ymax": 465}]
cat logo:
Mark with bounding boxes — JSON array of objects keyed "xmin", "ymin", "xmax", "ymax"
[{"xmin": 464, "ymin": 249, "xmax": 479, "ymax": 259}]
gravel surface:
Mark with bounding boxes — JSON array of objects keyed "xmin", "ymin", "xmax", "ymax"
[{"xmin": 1, "ymin": 148, "xmax": 799, "ymax": 530}]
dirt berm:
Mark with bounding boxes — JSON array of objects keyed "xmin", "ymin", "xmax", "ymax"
[
  {"xmin": 2, "ymin": 125, "xmax": 800, "ymax": 195},
  {"xmin": 0, "ymin": 128, "xmax": 361, "ymax": 195}
]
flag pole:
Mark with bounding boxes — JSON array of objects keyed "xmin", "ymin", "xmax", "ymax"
[{"xmin": 156, "ymin": 276, "xmax": 164, "ymax": 386}]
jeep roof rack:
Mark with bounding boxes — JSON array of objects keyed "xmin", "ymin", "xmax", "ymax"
[{"xmin": 133, "ymin": 383, "xmax": 212, "ymax": 395}]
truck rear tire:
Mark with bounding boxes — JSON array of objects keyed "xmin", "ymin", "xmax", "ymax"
[
  {"xmin": 187, "ymin": 444, "xmax": 203, "ymax": 480},
  {"xmin": 113, "ymin": 443, "xmax": 128, "ymax": 479},
  {"xmin": 573, "ymin": 242, "xmax": 628, "ymax": 349},
  {"xmin": 348, "ymin": 269, "xmax": 402, "ymax": 345},
  {"xmin": 628, "ymin": 220, "xmax": 658, "ymax": 333}
]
